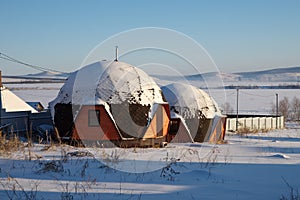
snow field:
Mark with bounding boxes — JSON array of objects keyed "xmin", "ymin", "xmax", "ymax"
[
  {"xmin": 1, "ymin": 79, "xmax": 300, "ymax": 199},
  {"xmin": 0, "ymin": 126, "xmax": 300, "ymax": 199}
]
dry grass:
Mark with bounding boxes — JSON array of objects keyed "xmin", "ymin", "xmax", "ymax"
[
  {"xmin": 35, "ymin": 160, "xmax": 64, "ymax": 174},
  {"xmin": 237, "ymin": 127, "xmax": 269, "ymax": 135},
  {"xmin": 0, "ymin": 132, "xmax": 24, "ymax": 156},
  {"xmin": 237, "ymin": 127, "xmax": 256, "ymax": 135}
]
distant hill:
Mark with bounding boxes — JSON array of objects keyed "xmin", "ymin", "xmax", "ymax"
[
  {"xmin": 2, "ymin": 71, "xmax": 69, "ymax": 84},
  {"xmin": 233, "ymin": 66, "xmax": 300, "ymax": 82},
  {"xmin": 171, "ymin": 66, "xmax": 300, "ymax": 83},
  {"xmin": 151, "ymin": 66, "xmax": 300, "ymax": 89},
  {"xmin": 4, "ymin": 66, "xmax": 300, "ymax": 85},
  {"xmin": 25, "ymin": 71, "xmax": 69, "ymax": 78}
]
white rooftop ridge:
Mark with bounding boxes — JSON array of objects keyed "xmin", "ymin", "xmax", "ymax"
[{"xmin": 0, "ymin": 86, "xmax": 38, "ymax": 113}]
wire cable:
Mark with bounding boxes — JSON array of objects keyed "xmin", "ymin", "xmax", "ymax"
[
  {"xmin": 0, "ymin": 52, "xmax": 65, "ymax": 73},
  {"xmin": 239, "ymin": 90, "xmax": 274, "ymax": 98}
]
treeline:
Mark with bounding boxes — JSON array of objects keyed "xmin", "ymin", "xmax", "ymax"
[
  {"xmin": 221, "ymin": 96, "xmax": 300, "ymax": 122},
  {"xmin": 271, "ymin": 96, "xmax": 300, "ymax": 121}
]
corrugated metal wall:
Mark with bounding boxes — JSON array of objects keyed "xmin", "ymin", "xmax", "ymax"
[{"xmin": 0, "ymin": 109, "xmax": 53, "ymax": 135}]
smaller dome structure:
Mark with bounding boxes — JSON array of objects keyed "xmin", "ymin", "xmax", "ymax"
[
  {"xmin": 161, "ymin": 83, "xmax": 221, "ymax": 119},
  {"xmin": 161, "ymin": 83, "xmax": 225, "ymax": 143}
]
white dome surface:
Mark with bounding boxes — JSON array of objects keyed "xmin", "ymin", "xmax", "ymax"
[
  {"xmin": 96, "ymin": 61, "xmax": 164, "ymax": 105},
  {"xmin": 161, "ymin": 83, "xmax": 221, "ymax": 119},
  {"xmin": 49, "ymin": 60, "xmax": 165, "ymax": 111}
]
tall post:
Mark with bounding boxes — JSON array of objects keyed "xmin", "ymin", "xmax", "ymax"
[
  {"xmin": 114, "ymin": 46, "xmax": 118, "ymax": 62},
  {"xmin": 0, "ymin": 71, "xmax": 2, "ymax": 125},
  {"xmin": 236, "ymin": 88, "xmax": 239, "ymax": 132},
  {"xmin": 0, "ymin": 70, "xmax": 2, "ymax": 88},
  {"xmin": 276, "ymin": 93, "xmax": 278, "ymax": 129}
]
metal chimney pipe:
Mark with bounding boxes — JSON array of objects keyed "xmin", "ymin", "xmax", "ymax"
[{"xmin": 114, "ymin": 46, "xmax": 118, "ymax": 62}]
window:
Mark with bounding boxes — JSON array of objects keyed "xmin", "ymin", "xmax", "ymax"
[
  {"xmin": 88, "ymin": 110, "xmax": 100, "ymax": 127},
  {"xmin": 169, "ymin": 119, "xmax": 180, "ymax": 135}
]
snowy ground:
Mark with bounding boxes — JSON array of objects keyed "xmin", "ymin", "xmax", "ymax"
[
  {"xmin": 1, "ymin": 82, "xmax": 300, "ymax": 199},
  {"xmin": 1, "ymin": 126, "xmax": 300, "ymax": 200}
]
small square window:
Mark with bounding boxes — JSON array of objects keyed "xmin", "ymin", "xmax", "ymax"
[
  {"xmin": 88, "ymin": 110, "xmax": 100, "ymax": 127},
  {"xmin": 169, "ymin": 119, "xmax": 180, "ymax": 135}
]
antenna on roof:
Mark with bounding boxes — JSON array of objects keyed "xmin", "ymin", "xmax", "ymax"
[{"xmin": 114, "ymin": 46, "xmax": 118, "ymax": 62}]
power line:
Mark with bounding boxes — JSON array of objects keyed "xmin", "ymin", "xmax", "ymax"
[
  {"xmin": 0, "ymin": 52, "xmax": 65, "ymax": 73},
  {"xmin": 225, "ymin": 91, "xmax": 236, "ymax": 96},
  {"xmin": 239, "ymin": 90, "xmax": 274, "ymax": 98}
]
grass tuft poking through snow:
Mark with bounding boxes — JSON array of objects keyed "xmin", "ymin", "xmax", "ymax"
[
  {"xmin": 281, "ymin": 176, "xmax": 300, "ymax": 200},
  {"xmin": 0, "ymin": 132, "xmax": 24, "ymax": 156}
]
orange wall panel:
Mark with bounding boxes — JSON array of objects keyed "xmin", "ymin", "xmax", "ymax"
[{"xmin": 72, "ymin": 105, "xmax": 121, "ymax": 141}]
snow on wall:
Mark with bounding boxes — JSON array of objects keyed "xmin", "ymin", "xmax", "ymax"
[{"xmin": 161, "ymin": 83, "xmax": 221, "ymax": 119}]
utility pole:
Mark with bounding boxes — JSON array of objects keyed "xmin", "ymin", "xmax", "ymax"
[
  {"xmin": 276, "ymin": 93, "xmax": 278, "ymax": 129},
  {"xmin": 0, "ymin": 70, "xmax": 2, "ymax": 88},
  {"xmin": 236, "ymin": 88, "xmax": 239, "ymax": 132},
  {"xmin": 0, "ymin": 71, "xmax": 2, "ymax": 126}
]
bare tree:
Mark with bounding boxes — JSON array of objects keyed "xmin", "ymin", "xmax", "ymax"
[
  {"xmin": 291, "ymin": 96, "xmax": 300, "ymax": 121},
  {"xmin": 279, "ymin": 96, "xmax": 290, "ymax": 120}
]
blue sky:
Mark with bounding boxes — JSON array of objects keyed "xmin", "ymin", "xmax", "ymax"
[{"xmin": 0, "ymin": 0, "xmax": 300, "ymax": 75}]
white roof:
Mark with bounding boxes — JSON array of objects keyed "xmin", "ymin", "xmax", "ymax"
[
  {"xmin": 0, "ymin": 87, "xmax": 38, "ymax": 113},
  {"xmin": 161, "ymin": 83, "xmax": 221, "ymax": 119},
  {"xmin": 49, "ymin": 60, "xmax": 165, "ymax": 115}
]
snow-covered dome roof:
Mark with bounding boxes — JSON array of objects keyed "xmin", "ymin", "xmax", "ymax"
[
  {"xmin": 50, "ymin": 60, "xmax": 165, "ymax": 108},
  {"xmin": 95, "ymin": 61, "xmax": 165, "ymax": 105},
  {"xmin": 161, "ymin": 83, "xmax": 221, "ymax": 119}
]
